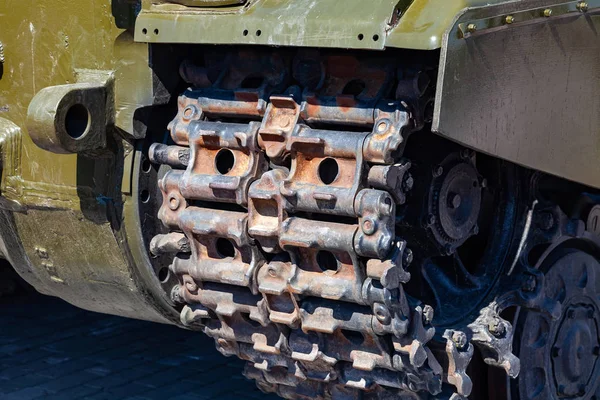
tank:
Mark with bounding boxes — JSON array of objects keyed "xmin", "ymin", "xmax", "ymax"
[{"xmin": 0, "ymin": 0, "xmax": 599, "ymax": 399}]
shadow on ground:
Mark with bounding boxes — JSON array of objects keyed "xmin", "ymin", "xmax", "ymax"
[{"xmin": 0, "ymin": 291, "xmax": 279, "ymax": 400}]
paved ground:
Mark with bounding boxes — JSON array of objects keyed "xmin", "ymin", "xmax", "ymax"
[{"xmin": 0, "ymin": 291, "xmax": 278, "ymax": 400}]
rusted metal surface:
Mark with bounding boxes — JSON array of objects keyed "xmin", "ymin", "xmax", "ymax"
[
  {"xmin": 178, "ymin": 120, "xmax": 265, "ymax": 206},
  {"xmin": 258, "ymin": 96, "xmax": 301, "ymax": 161},
  {"xmin": 5, "ymin": 1, "xmax": 600, "ymax": 398},
  {"xmin": 148, "ymin": 144, "xmax": 190, "ymax": 168},
  {"xmin": 297, "ymin": 54, "xmax": 395, "ymax": 128},
  {"xmin": 148, "ymin": 49, "xmax": 477, "ymax": 400},
  {"xmin": 178, "ymin": 50, "xmax": 289, "ymax": 119}
]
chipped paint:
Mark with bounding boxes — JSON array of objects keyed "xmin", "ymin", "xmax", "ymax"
[{"xmin": 134, "ymin": 0, "xmax": 521, "ymax": 50}]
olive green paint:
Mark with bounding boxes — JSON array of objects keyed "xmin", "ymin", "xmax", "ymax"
[
  {"xmin": 0, "ymin": 0, "xmax": 152, "ymax": 195},
  {"xmin": 2, "ymin": 0, "xmax": 594, "ymax": 325},
  {"xmin": 0, "ymin": 1, "xmax": 175, "ymax": 323},
  {"xmin": 134, "ymin": 0, "xmax": 516, "ymax": 50}
]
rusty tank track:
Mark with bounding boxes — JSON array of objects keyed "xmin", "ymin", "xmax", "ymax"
[{"xmin": 143, "ymin": 48, "xmax": 594, "ymax": 399}]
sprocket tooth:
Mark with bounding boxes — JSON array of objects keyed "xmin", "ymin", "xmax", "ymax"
[
  {"xmin": 388, "ymin": 303, "xmax": 443, "ymax": 396},
  {"xmin": 468, "ymin": 302, "xmax": 521, "ymax": 378},
  {"xmin": 393, "ymin": 305, "xmax": 436, "ymax": 368},
  {"xmin": 443, "ymin": 330, "xmax": 473, "ymax": 397}
]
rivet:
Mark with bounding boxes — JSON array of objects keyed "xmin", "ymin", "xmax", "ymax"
[
  {"xmin": 169, "ymin": 196, "xmax": 181, "ymax": 211},
  {"xmin": 183, "ymin": 105, "xmax": 196, "ymax": 120},
  {"xmin": 505, "ymin": 15, "xmax": 515, "ymax": 24},
  {"xmin": 373, "ymin": 303, "xmax": 391, "ymax": 324},
  {"xmin": 452, "ymin": 331, "xmax": 468, "ymax": 350},
  {"xmin": 489, "ymin": 319, "xmax": 506, "ymax": 337},
  {"xmin": 577, "ymin": 1, "xmax": 589, "ymax": 11},
  {"xmin": 543, "ymin": 8, "xmax": 553, "ymax": 17},
  {"xmin": 280, "ymin": 116, "xmax": 291, "ymax": 128},
  {"xmin": 362, "ymin": 218, "xmax": 377, "ymax": 235},
  {"xmin": 426, "ymin": 214, "xmax": 436, "ymax": 226},
  {"xmin": 268, "ymin": 266, "xmax": 278, "ymax": 278},
  {"xmin": 466, "ymin": 23, "xmax": 477, "ymax": 33},
  {"xmin": 376, "ymin": 120, "xmax": 388, "ymax": 133}
]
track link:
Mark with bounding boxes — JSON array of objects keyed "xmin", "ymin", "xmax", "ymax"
[{"xmin": 147, "ymin": 48, "xmax": 514, "ymax": 399}]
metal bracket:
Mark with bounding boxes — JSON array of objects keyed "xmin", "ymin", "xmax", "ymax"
[{"xmin": 26, "ymin": 70, "xmax": 114, "ymax": 156}]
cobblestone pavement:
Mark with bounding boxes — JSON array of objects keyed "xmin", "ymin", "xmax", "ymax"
[{"xmin": 0, "ymin": 291, "xmax": 279, "ymax": 400}]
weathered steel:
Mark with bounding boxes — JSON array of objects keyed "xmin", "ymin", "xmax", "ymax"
[
  {"xmin": 3, "ymin": 1, "xmax": 600, "ymax": 399},
  {"xmin": 515, "ymin": 250, "xmax": 600, "ymax": 399},
  {"xmin": 146, "ymin": 65, "xmax": 481, "ymax": 399},
  {"xmin": 434, "ymin": 0, "xmax": 600, "ymax": 188}
]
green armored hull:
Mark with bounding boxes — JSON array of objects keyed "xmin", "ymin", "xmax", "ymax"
[{"xmin": 1, "ymin": 1, "xmax": 599, "ymax": 399}]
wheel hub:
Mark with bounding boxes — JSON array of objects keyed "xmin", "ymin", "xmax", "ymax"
[
  {"xmin": 552, "ymin": 303, "xmax": 599, "ymax": 398},
  {"xmin": 515, "ymin": 250, "xmax": 600, "ymax": 400},
  {"xmin": 410, "ymin": 159, "xmax": 520, "ymax": 328},
  {"xmin": 429, "ymin": 155, "xmax": 482, "ymax": 254}
]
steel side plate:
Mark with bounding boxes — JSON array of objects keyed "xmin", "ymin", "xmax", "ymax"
[{"xmin": 434, "ymin": 0, "xmax": 600, "ymax": 188}]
